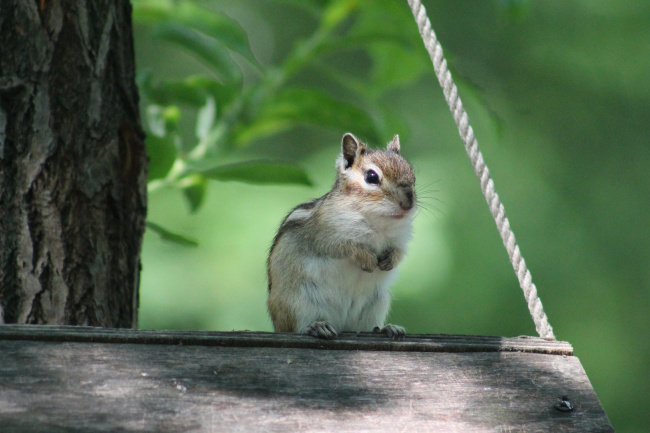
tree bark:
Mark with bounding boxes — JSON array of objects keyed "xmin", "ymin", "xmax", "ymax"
[{"xmin": 0, "ymin": 1, "xmax": 146, "ymax": 327}]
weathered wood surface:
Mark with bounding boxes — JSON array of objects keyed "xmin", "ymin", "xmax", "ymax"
[
  {"xmin": 0, "ymin": 326, "xmax": 612, "ymax": 432},
  {"xmin": 0, "ymin": 324, "xmax": 572, "ymax": 354}
]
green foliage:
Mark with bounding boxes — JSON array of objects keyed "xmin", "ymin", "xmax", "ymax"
[
  {"xmin": 145, "ymin": 222, "xmax": 198, "ymax": 247},
  {"xmin": 134, "ymin": 0, "xmax": 258, "ymax": 67},
  {"xmin": 232, "ymin": 87, "xmax": 381, "ymax": 145},
  {"xmin": 201, "ymin": 160, "xmax": 313, "ymax": 186},
  {"xmin": 133, "ymin": 0, "xmax": 428, "ymax": 245}
]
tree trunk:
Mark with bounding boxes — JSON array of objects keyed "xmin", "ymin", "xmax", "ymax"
[{"xmin": 0, "ymin": 1, "xmax": 146, "ymax": 327}]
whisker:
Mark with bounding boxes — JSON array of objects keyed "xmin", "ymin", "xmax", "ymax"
[
  {"xmin": 413, "ymin": 178, "xmax": 446, "ymax": 220},
  {"xmin": 415, "ymin": 200, "xmax": 446, "ymax": 220}
]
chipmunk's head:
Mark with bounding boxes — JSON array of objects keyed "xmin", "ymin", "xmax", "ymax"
[{"xmin": 336, "ymin": 132, "xmax": 416, "ymax": 220}]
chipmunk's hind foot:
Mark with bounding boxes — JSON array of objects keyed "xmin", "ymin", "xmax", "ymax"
[
  {"xmin": 374, "ymin": 324, "xmax": 405, "ymax": 340},
  {"xmin": 303, "ymin": 321, "xmax": 339, "ymax": 340}
]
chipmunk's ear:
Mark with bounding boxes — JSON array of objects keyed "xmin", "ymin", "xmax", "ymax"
[
  {"xmin": 341, "ymin": 133, "xmax": 364, "ymax": 169},
  {"xmin": 387, "ymin": 134, "xmax": 400, "ymax": 154}
]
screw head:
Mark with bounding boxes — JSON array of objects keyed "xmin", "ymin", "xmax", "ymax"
[{"xmin": 554, "ymin": 395, "xmax": 574, "ymax": 412}]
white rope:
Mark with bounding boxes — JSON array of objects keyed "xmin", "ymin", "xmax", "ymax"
[{"xmin": 407, "ymin": 0, "xmax": 555, "ymax": 339}]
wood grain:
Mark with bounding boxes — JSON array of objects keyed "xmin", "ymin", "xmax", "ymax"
[
  {"xmin": 0, "ymin": 325, "xmax": 572, "ymax": 355},
  {"xmin": 0, "ymin": 326, "xmax": 612, "ymax": 432}
]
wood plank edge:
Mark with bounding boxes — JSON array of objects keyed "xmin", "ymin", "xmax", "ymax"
[{"xmin": 0, "ymin": 325, "xmax": 573, "ymax": 355}]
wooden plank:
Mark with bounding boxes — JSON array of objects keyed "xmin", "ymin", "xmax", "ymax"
[
  {"xmin": 0, "ymin": 325, "xmax": 572, "ymax": 355},
  {"xmin": 0, "ymin": 326, "xmax": 612, "ymax": 432}
]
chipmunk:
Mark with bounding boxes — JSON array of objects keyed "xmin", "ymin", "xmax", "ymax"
[{"xmin": 267, "ymin": 132, "xmax": 416, "ymax": 340}]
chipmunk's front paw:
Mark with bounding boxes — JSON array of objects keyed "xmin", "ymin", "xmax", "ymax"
[
  {"xmin": 373, "ymin": 324, "xmax": 406, "ymax": 340},
  {"xmin": 377, "ymin": 249, "xmax": 395, "ymax": 271},
  {"xmin": 354, "ymin": 250, "xmax": 378, "ymax": 273},
  {"xmin": 303, "ymin": 321, "xmax": 338, "ymax": 340},
  {"xmin": 377, "ymin": 248, "xmax": 402, "ymax": 271}
]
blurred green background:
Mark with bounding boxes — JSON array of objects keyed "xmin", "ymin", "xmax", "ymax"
[{"xmin": 133, "ymin": 1, "xmax": 649, "ymax": 431}]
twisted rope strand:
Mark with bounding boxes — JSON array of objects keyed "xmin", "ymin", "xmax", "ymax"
[{"xmin": 407, "ymin": 0, "xmax": 555, "ymax": 339}]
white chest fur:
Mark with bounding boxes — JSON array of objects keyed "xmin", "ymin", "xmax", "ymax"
[
  {"xmin": 290, "ymin": 214, "xmax": 412, "ymax": 333},
  {"xmin": 293, "ymin": 256, "xmax": 400, "ymax": 332}
]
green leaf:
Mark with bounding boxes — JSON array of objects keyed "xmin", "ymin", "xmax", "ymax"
[
  {"xmin": 201, "ymin": 160, "xmax": 313, "ymax": 186},
  {"xmin": 132, "ymin": 0, "xmax": 175, "ymax": 23},
  {"xmin": 312, "ymin": 0, "xmax": 427, "ymax": 98},
  {"xmin": 321, "ymin": 0, "xmax": 357, "ymax": 31},
  {"xmin": 153, "ymin": 22, "xmax": 242, "ymax": 85},
  {"xmin": 234, "ymin": 88, "xmax": 381, "ymax": 145},
  {"xmin": 143, "ymin": 76, "xmax": 238, "ymax": 109},
  {"xmin": 146, "ymin": 221, "xmax": 199, "ymax": 248},
  {"xmin": 187, "ymin": 76, "xmax": 239, "ymax": 107},
  {"xmin": 146, "ymin": 134, "xmax": 178, "ymax": 181},
  {"xmin": 145, "ymin": 105, "xmax": 181, "ymax": 136},
  {"xmin": 196, "ymin": 97, "xmax": 216, "ymax": 140},
  {"xmin": 133, "ymin": 0, "xmax": 260, "ymax": 67},
  {"xmin": 178, "ymin": 175, "xmax": 208, "ymax": 213},
  {"xmin": 175, "ymin": 2, "xmax": 260, "ymax": 67}
]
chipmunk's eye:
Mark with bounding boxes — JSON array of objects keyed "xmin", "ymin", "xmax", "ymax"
[{"xmin": 365, "ymin": 169, "xmax": 380, "ymax": 185}]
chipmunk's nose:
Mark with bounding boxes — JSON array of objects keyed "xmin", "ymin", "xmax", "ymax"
[{"xmin": 399, "ymin": 188, "xmax": 415, "ymax": 211}]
